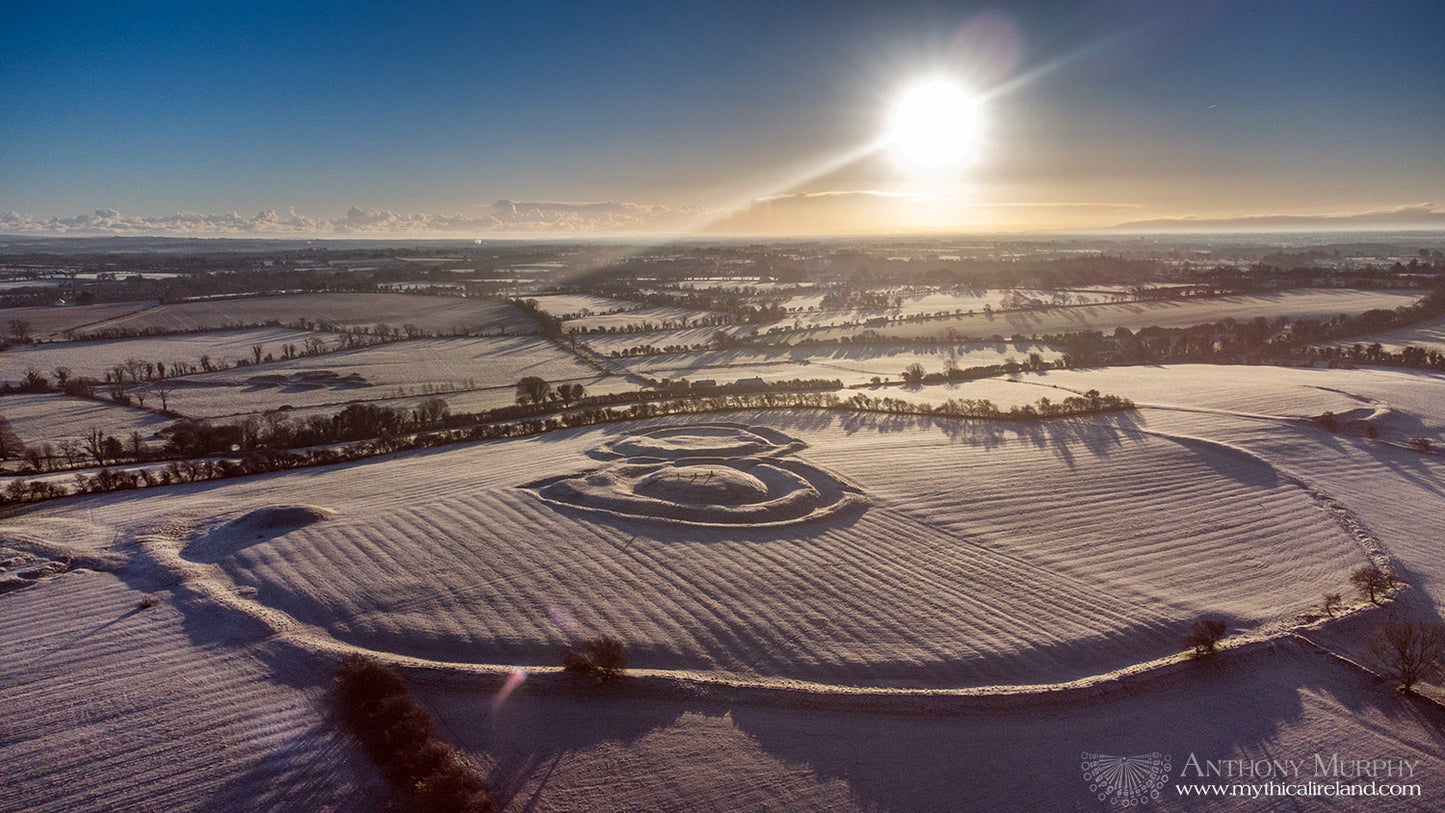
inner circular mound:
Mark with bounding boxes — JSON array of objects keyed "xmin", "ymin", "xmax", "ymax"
[
  {"xmin": 634, "ymin": 465, "xmax": 769, "ymax": 505},
  {"xmin": 605, "ymin": 424, "xmax": 793, "ymax": 460}
]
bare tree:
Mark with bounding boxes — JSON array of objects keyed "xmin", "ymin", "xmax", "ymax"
[
  {"xmin": 22, "ymin": 441, "xmax": 51, "ymax": 472},
  {"xmin": 251, "ymin": 344, "xmax": 264, "ymax": 364},
  {"xmin": 152, "ymin": 377, "xmax": 178, "ymax": 411},
  {"xmin": 1367, "ymin": 621, "xmax": 1445, "ymax": 691},
  {"xmin": 1182, "ymin": 618, "xmax": 1228, "ymax": 658},
  {"xmin": 1351, "ymin": 565, "xmax": 1399, "ymax": 604},
  {"xmin": 0, "ymin": 415, "xmax": 25, "ymax": 462},
  {"xmin": 59, "ymin": 439, "xmax": 85, "ymax": 467},
  {"xmin": 1321, "ymin": 592, "xmax": 1343, "ymax": 617},
  {"xmin": 22, "ymin": 366, "xmax": 48, "ymax": 390},
  {"xmin": 415, "ymin": 397, "xmax": 450, "ymax": 425},
  {"xmin": 515, "ymin": 376, "xmax": 552, "ymax": 405},
  {"xmin": 83, "ymin": 427, "xmax": 109, "ymax": 465}
]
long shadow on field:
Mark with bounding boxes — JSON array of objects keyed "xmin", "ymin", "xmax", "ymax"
[
  {"xmin": 202, "ymin": 715, "xmax": 402, "ymax": 812},
  {"xmin": 759, "ymin": 407, "xmax": 1149, "ymax": 466},
  {"xmin": 726, "ymin": 639, "xmax": 1445, "ymax": 812},
  {"xmin": 437, "ymin": 689, "xmax": 692, "ymax": 811}
]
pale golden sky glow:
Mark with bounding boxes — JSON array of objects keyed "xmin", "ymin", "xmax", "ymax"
[{"xmin": 2, "ymin": 2, "xmax": 1442, "ymax": 236}]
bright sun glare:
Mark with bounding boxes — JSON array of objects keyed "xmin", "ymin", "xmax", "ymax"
[{"xmin": 887, "ymin": 79, "xmax": 984, "ymax": 172}]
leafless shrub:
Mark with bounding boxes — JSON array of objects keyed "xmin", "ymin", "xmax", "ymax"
[
  {"xmin": 1182, "ymin": 618, "xmax": 1228, "ymax": 658},
  {"xmin": 563, "ymin": 635, "xmax": 628, "ymax": 682}
]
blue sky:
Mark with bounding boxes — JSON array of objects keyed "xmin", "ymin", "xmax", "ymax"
[{"xmin": 2, "ymin": 1, "xmax": 1442, "ymax": 234}]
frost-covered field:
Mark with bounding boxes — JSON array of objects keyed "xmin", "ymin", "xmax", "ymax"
[
  {"xmin": 221, "ymin": 373, "xmax": 639, "ymax": 424},
  {"xmin": 147, "ymin": 335, "xmax": 617, "ymax": 418},
  {"xmin": 0, "ymin": 393, "xmax": 175, "ymax": 447},
  {"xmin": 774, "ymin": 288, "xmax": 1058, "ymax": 327},
  {"xmin": 615, "ymin": 342, "xmax": 1062, "ymax": 384},
  {"xmin": 0, "ymin": 409, "xmax": 1374, "ymax": 685},
  {"xmin": 523, "ymin": 292, "xmax": 641, "ymax": 317},
  {"xmin": 1322, "ymin": 313, "xmax": 1445, "ymax": 353},
  {"xmin": 1, "ymin": 300, "xmax": 155, "ymax": 338},
  {"xmin": 566, "ymin": 304, "xmax": 728, "ymax": 331},
  {"xmin": 572, "ymin": 289, "xmax": 1423, "ymax": 356},
  {"xmin": 805, "ymin": 289, "xmax": 1423, "ymax": 340},
  {"xmin": 4, "ymin": 363, "xmax": 1445, "ymax": 811},
  {"xmin": 0, "ymin": 327, "xmax": 343, "ymax": 384},
  {"xmin": 73, "ymin": 293, "xmax": 537, "ymax": 336}
]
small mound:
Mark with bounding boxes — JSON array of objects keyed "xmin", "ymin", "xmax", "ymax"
[
  {"xmin": 231, "ymin": 504, "xmax": 334, "ymax": 532},
  {"xmin": 634, "ymin": 465, "xmax": 770, "ymax": 505},
  {"xmin": 183, "ymin": 505, "xmax": 335, "ymax": 565}
]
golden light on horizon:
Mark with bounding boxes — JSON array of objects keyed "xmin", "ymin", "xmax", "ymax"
[{"xmin": 886, "ymin": 78, "xmax": 984, "ymax": 173}]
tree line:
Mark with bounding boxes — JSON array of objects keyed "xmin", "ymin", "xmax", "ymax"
[{"xmin": 0, "ymin": 385, "xmax": 1135, "ymax": 506}]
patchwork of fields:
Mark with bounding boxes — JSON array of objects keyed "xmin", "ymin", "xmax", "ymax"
[
  {"xmin": 73, "ymin": 292, "xmax": 537, "ymax": 336},
  {"xmin": 4, "ymin": 284, "xmax": 1445, "ymax": 812}
]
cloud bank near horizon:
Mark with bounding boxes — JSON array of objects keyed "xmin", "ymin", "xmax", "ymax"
[
  {"xmin": 0, "ymin": 200, "xmax": 713, "ymax": 237},
  {"xmin": 2, "ymin": 200, "xmax": 1443, "ymax": 239},
  {"xmin": 1105, "ymin": 204, "xmax": 1445, "ymax": 233}
]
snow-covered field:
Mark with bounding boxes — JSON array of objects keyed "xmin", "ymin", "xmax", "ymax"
[
  {"xmin": 1323, "ymin": 313, "xmax": 1445, "ymax": 353},
  {"xmin": 71, "ymin": 293, "xmax": 537, "ymax": 336},
  {"xmin": 615, "ymin": 342, "xmax": 1062, "ymax": 385},
  {"xmin": 566, "ymin": 304, "xmax": 728, "ymax": 331},
  {"xmin": 143, "ymin": 335, "xmax": 615, "ymax": 418},
  {"xmin": 0, "ymin": 327, "xmax": 344, "ymax": 384},
  {"xmin": 1, "ymin": 300, "xmax": 156, "ymax": 338},
  {"xmin": 1, "ymin": 393, "xmax": 175, "ymax": 448},
  {"xmin": 523, "ymin": 292, "xmax": 641, "ymax": 317},
  {"xmin": 221, "ymin": 372, "xmax": 639, "ymax": 424},
  {"xmin": 4, "ymin": 362, "xmax": 1445, "ymax": 811},
  {"xmin": 805, "ymin": 289, "xmax": 1424, "ymax": 341}
]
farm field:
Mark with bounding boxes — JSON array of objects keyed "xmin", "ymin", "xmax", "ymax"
[
  {"xmin": 0, "ymin": 392, "xmax": 175, "ymax": 448},
  {"xmin": 0, "ymin": 327, "xmax": 344, "ymax": 384},
  {"xmin": 1322, "ymin": 312, "xmax": 1445, "ymax": 353},
  {"xmin": 1, "ymin": 300, "xmax": 155, "ymax": 338},
  {"xmin": 72, "ymin": 292, "xmax": 537, "ymax": 336},
  {"xmin": 223, "ymin": 372, "xmax": 639, "ymax": 425},
  {"xmin": 801, "ymin": 289, "xmax": 1424, "ymax": 341},
  {"xmin": 523, "ymin": 292, "xmax": 641, "ymax": 317},
  {"xmin": 4, "ymin": 264, "xmax": 1445, "ymax": 812},
  {"xmin": 4, "ymin": 361, "xmax": 1445, "ymax": 811},
  {"xmin": 578, "ymin": 323, "xmax": 762, "ymax": 356},
  {"xmin": 147, "ymin": 335, "xmax": 616, "ymax": 419},
  {"xmin": 566, "ymin": 304, "xmax": 728, "ymax": 331},
  {"xmin": 773, "ymin": 288, "xmax": 1067, "ymax": 326},
  {"xmin": 615, "ymin": 342, "xmax": 1061, "ymax": 385},
  {"xmin": 0, "ymin": 410, "xmax": 1368, "ymax": 686}
]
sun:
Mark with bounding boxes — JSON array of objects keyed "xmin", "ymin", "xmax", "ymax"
[{"xmin": 886, "ymin": 78, "xmax": 984, "ymax": 172}]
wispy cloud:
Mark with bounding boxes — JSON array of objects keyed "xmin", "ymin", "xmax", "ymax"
[{"xmin": 0, "ymin": 201, "xmax": 714, "ymax": 237}]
